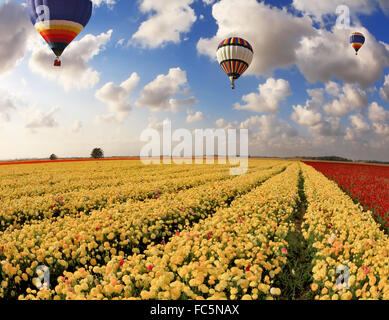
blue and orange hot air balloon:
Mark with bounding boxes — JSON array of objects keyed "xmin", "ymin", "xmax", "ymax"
[
  {"xmin": 217, "ymin": 37, "xmax": 254, "ymax": 89},
  {"xmin": 350, "ymin": 32, "xmax": 365, "ymax": 56},
  {"xmin": 27, "ymin": 0, "xmax": 93, "ymax": 67}
]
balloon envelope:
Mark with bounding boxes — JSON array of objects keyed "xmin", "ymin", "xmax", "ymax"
[
  {"xmin": 217, "ymin": 37, "xmax": 254, "ymax": 89},
  {"xmin": 27, "ymin": 0, "xmax": 92, "ymax": 59},
  {"xmin": 350, "ymin": 32, "xmax": 365, "ymax": 55}
]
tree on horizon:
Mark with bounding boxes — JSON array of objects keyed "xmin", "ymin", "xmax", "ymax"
[{"xmin": 91, "ymin": 148, "xmax": 104, "ymax": 159}]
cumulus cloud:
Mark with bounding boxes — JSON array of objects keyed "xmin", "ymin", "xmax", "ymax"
[
  {"xmin": 325, "ymin": 81, "xmax": 341, "ymax": 97},
  {"xmin": 296, "ymin": 27, "xmax": 389, "ymax": 88},
  {"xmin": 291, "ymin": 87, "xmax": 343, "ymax": 137},
  {"xmin": 323, "ymin": 83, "xmax": 368, "ymax": 116},
  {"xmin": 240, "ymin": 115, "xmax": 298, "ymax": 143},
  {"xmin": 291, "ymin": 105, "xmax": 322, "ymax": 127},
  {"xmin": 135, "ymin": 67, "xmax": 196, "ymax": 112},
  {"xmin": 29, "ymin": 30, "xmax": 112, "ymax": 91},
  {"xmin": 72, "ymin": 120, "xmax": 83, "ymax": 133},
  {"xmin": 186, "ymin": 111, "xmax": 204, "ymax": 123},
  {"xmin": 197, "ymin": 0, "xmax": 315, "ymax": 76},
  {"xmin": 131, "ymin": 0, "xmax": 196, "ymax": 48},
  {"xmin": 368, "ymin": 102, "xmax": 389, "ymax": 136},
  {"xmin": 0, "ymin": 2, "xmax": 35, "ymax": 75},
  {"xmin": 345, "ymin": 113, "xmax": 371, "ymax": 141},
  {"xmin": 234, "ymin": 78, "xmax": 291, "ymax": 113},
  {"xmin": 292, "ymin": 0, "xmax": 389, "ymax": 21},
  {"xmin": 95, "ymin": 72, "xmax": 140, "ymax": 123},
  {"xmin": 91, "ymin": 0, "xmax": 116, "ymax": 8},
  {"xmin": 25, "ymin": 107, "xmax": 60, "ymax": 131},
  {"xmin": 0, "ymin": 89, "xmax": 21, "ymax": 122},
  {"xmin": 379, "ymin": 74, "xmax": 389, "ymax": 101}
]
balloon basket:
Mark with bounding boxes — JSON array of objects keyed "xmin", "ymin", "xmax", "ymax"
[{"xmin": 54, "ymin": 58, "xmax": 61, "ymax": 67}]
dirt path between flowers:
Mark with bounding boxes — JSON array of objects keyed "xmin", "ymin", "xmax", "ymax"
[{"xmin": 275, "ymin": 168, "xmax": 314, "ymax": 300}]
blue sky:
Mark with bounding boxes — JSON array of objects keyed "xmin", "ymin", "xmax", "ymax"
[{"xmin": 1, "ymin": 0, "xmax": 389, "ymax": 160}]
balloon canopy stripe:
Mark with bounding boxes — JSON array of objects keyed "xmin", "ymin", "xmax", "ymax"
[
  {"xmin": 48, "ymin": 42, "xmax": 69, "ymax": 57},
  {"xmin": 28, "ymin": 0, "xmax": 92, "ymax": 27},
  {"xmin": 220, "ymin": 59, "xmax": 249, "ymax": 80},
  {"xmin": 217, "ymin": 37, "xmax": 253, "ymax": 52},
  {"xmin": 35, "ymin": 20, "xmax": 83, "ymax": 34},
  {"xmin": 350, "ymin": 34, "xmax": 365, "ymax": 45}
]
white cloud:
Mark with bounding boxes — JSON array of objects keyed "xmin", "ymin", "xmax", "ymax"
[
  {"xmin": 203, "ymin": 0, "xmax": 215, "ymax": 5},
  {"xmin": 25, "ymin": 107, "xmax": 60, "ymax": 131},
  {"xmin": 345, "ymin": 113, "xmax": 371, "ymax": 141},
  {"xmin": 95, "ymin": 72, "xmax": 140, "ymax": 123},
  {"xmin": 135, "ymin": 67, "xmax": 196, "ymax": 112},
  {"xmin": 0, "ymin": 89, "xmax": 21, "ymax": 122},
  {"xmin": 91, "ymin": 0, "xmax": 116, "ymax": 8},
  {"xmin": 291, "ymin": 87, "xmax": 343, "ymax": 137},
  {"xmin": 234, "ymin": 78, "xmax": 291, "ymax": 113},
  {"xmin": 186, "ymin": 111, "xmax": 204, "ymax": 123},
  {"xmin": 116, "ymin": 38, "xmax": 125, "ymax": 47},
  {"xmin": 197, "ymin": 0, "xmax": 315, "ymax": 76},
  {"xmin": 296, "ymin": 27, "xmax": 389, "ymax": 88},
  {"xmin": 325, "ymin": 81, "xmax": 341, "ymax": 97},
  {"xmin": 72, "ymin": 120, "xmax": 83, "ymax": 133},
  {"xmin": 29, "ymin": 30, "xmax": 113, "ymax": 91},
  {"xmin": 323, "ymin": 83, "xmax": 368, "ymax": 117},
  {"xmin": 379, "ymin": 74, "xmax": 389, "ymax": 101},
  {"xmin": 292, "ymin": 0, "xmax": 389, "ymax": 21},
  {"xmin": 368, "ymin": 102, "xmax": 389, "ymax": 136},
  {"xmin": 0, "ymin": 2, "xmax": 35, "ymax": 76},
  {"xmin": 291, "ymin": 105, "xmax": 322, "ymax": 127},
  {"xmin": 240, "ymin": 115, "xmax": 298, "ymax": 143},
  {"xmin": 131, "ymin": 0, "xmax": 196, "ymax": 48}
]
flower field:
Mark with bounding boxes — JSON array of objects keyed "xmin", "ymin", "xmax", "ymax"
[
  {"xmin": 0, "ymin": 159, "xmax": 388, "ymax": 300},
  {"xmin": 304, "ymin": 162, "xmax": 389, "ymax": 232}
]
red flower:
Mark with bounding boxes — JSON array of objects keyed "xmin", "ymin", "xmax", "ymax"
[
  {"xmin": 147, "ymin": 265, "xmax": 154, "ymax": 271},
  {"xmin": 266, "ymin": 243, "xmax": 270, "ymax": 248},
  {"xmin": 207, "ymin": 233, "xmax": 212, "ymax": 240},
  {"xmin": 119, "ymin": 259, "xmax": 124, "ymax": 266},
  {"xmin": 362, "ymin": 266, "xmax": 370, "ymax": 275},
  {"xmin": 161, "ymin": 240, "xmax": 166, "ymax": 245},
  {"xmin": 245, "ymin": 265, "xmax": 251, "ymax": 272},
  {"xmin": 0, "ymin": 246, "xmax": 3, "ymax": 253},
  {"xmin": 175, "ymin": 231, "xmax": 180, "ymax": 236}
]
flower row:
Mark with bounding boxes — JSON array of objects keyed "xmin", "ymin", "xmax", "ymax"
[
  {"xmin": 0, "ymin": 166, "xmax": 236, "ymax": 231},
  {"xmin": 300, "ymin": 163, "xmax": 389, "ymax": 300},
  {"xmin": 22, "ymin": 163, "xmax": 300, "ymax": 300},
  {"xmin": 0, "ymin": 161, "xmax": 285, "ymax": 299}
]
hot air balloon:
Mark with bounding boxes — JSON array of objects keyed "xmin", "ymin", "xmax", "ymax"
[
  {"xmin": 217, "ymin": 37, "xmax": 254, "ymax": 89},
  {"xmin": 27, "ymin": 0, "xmax": 93, "ymax": 67},
  {"xmin": 350, "ymin": 32, "xmax": 365, "ymax": 55}
]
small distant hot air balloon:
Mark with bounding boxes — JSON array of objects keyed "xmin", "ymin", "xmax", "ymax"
[
  {"xmin": 350, "ymin": 32, "xmax": 365, "ymax": 55},
  {"xmin": 27, "ymin": 0, "xmax": 93, "ymax": 67},
  {"xmin": 217, "ymin": 37, "xmax": 254, "ymax": 89}
]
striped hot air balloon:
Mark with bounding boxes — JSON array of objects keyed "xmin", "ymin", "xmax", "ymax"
[
  {"xmin": 217, "ymin": 37, "xmax": 254, "ymax": 89},
  {"xmin": 350, "ymin": 32, "xmax": 365, "ymax": 56},
  {"xmin": 27, "ymin": 0, "xmax": 93, "ymax": 67}
]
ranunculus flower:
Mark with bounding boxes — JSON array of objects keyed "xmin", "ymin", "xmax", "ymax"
[{"xmin": 281, "ymin": 248, "xmax": 288, "ymax": 255}]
